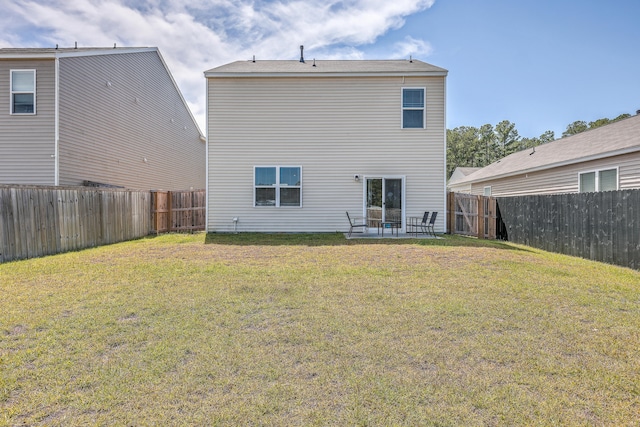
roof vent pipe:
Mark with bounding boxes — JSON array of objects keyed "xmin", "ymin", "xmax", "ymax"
[
  {"xmin": 300, "ymin": 45, "xmax": 305, "ymax": 63},
  {"xmin": 75, "ymin": 41, "xmax": 78, "ymax": 49},
  {"xmin": 252, "ymin": 55, "xmax": 255, "ymax": 63}
]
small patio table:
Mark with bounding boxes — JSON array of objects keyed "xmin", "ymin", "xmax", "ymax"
[{"xmin": 378, "ymin": 221, "xmax": 401, "ymax": 237}]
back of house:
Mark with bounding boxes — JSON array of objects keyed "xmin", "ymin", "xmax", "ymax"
[
  {"xmin": 205, "ymin": 54, "xmax": 448, "ymax": 233},
  {"xmin": 0, "ymin": 46, "xmax": 204, "ymax": 190}
]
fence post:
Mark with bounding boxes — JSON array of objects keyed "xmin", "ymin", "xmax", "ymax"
[
  {"xmin": 447, "ymin": 192, "xmax": 454, "ymax": 234},
  {"xmin": 477, "ymin": 195, "xmax": 485, "ymax": 239},
  {"xmin": 487, "ymin": 197, "xmax": 497, "ymax": 239}
]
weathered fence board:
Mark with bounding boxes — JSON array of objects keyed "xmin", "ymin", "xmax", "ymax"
[
  {"xmin": 0, "ymin": 185, "xmax": 151, "ymax": 263},
  {"xmin": 447, "ymin": 192, "xmax": 496, "ymax": 239},
  {"xmin": 151, "ymin": 190, "xmax": 205, "ymax": 233},
  {"xmin": 497, "ymin": 190, "xmax": 640, "ymax": 270}
]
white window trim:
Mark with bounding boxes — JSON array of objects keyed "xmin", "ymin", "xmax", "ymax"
[
  {"xmin": 578, "ymin": 167, "xmax": 619, "ymax": 192},
  {"xmin": 401, "ymin": 87, "xmax": 426, "ymax": 129},
  {"xmin": 10, "ymin": 69, "xmax": 36, "ymax": 115},
  {"xmin": 483, "ymin": 186, "xmax": 492, "ymax": 196},
  {"xmin": 254, "ymin": 166, "xmax": 302, "ymax": 208}
]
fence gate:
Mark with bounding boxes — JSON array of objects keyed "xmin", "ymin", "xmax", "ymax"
[
  {"xmin": 447, "ymin": 192, "xmax": 497, "ymax": 239},
  {"xmin": 151, "ymin": 190, "xmax": 205, "ymax": 233}
]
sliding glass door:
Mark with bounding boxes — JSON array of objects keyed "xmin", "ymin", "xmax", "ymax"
[{"xmin": 366, "ymin": 177, "xmax": 403, "ymax": 227}]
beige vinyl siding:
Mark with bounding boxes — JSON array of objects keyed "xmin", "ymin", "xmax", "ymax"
[
  {"xmin": 0, "ymin": 59, "xmax": 56, "ymax": 185},
  {"xmin": 468, "ymin": 151, "xmax": 640, "ymax": 196},
  {"xmin": 57, "ymin": 51, "xmax": 204, "ymax": 190},
  {"xmin": 207, "ymin": 75, "xmax": 446, "ymax": 233}
]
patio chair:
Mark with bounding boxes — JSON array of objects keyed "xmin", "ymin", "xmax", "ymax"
[
  {"xmin": 408, "ymin": 211, "xmax": 430, "ymax": 236},
  {"xmin": 346, "ymin": 211, "xmax": 367, "ymax": 237},
  {"xmin": 417, "ymin": 211, "xmax": 430, "ymax": 235},
  {"xmin": 425, "ymin": 211, "xmax": 438, "ymax": 237}
]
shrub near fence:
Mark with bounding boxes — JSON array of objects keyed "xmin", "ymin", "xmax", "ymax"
[
  {"xmin": 497, "ymin": 189, "xmax": 640, "ymax": 270},
  {"xmin": 0, "ymin": 185, "xmax": 151, "ymax": 263}
]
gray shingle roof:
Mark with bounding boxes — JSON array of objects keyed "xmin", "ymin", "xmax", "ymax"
[
  {"xmin": 205, "ymin": 59, "xmax": 448, "ymax": 76},
  {"xmin": 456, "ymin": 114, "xmax": 640, "ymax": 184},
  {"xmin": 0, "ymin": 47, "xmax": 154, "ymax": 58}
]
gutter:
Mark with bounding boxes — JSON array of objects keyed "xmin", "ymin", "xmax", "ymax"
[{"xmin": 204, "ymin": 71, "xmax": 449, "ymax": 78}]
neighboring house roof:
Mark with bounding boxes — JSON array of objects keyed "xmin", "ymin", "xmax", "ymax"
[
  {"xmin": 456, "ymin": 114, "xmax": 640, "ymax": 185},
  {"xmin": 448, "ymin": 167, "xmax": 481, "ymax": 184},
  {"xmin": 0, "ymin": 46, "xmax": 204, "ymax": 138},
  {"xmin": 0, "ymin": 46, "xmax": 154, "ymax": 58},
  {"xmin": 204, "ymin": 59, "xmax": 448, "ymax": 77}
]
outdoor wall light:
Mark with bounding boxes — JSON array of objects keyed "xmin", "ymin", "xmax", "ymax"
[{"xmin": 354, "ymin": 174, "xmax": 361, "ymax": 181}]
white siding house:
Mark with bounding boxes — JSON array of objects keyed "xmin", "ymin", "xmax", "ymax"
[
  {"xmin": 205, "ymin": 58, "xmax": 448, "ymax": 233},
  {"xmin": 0, "ymin": 47, "xmax": 205, "ymax": 190},
  {"xmin": 453, "ymin": 114, "xmax": 640, "ymax": 197}
]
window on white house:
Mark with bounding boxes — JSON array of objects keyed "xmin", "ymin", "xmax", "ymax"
[
  {"xmin": 402, "ymin": 88, "xmax": 425, "ymax": 128},
  {"xmin": 10, "ymin": 70, "xmax": 36, "ymax": 114},
  {"xmin": 483, "ymin": 186, "xmax": 492, "ymax": 196},
  {"xmin": 254, "ymin": 166, "xmax": 301, "ymax": 207},
  {"xmin": 579, "ymin": 168, "xmax": 618, "ymax": 193}
]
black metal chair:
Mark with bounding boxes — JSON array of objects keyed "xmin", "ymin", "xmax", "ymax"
[
  {"xmin": 425, "ymin": 211, "xmax": 438, "ymax": 237},
  {"xmin": 346, "ymin": 211, "xmax": 367, "ymax": 237},
  {"xmin": 408, "ymin": 211, "xmax": 430, "ymax": 236}
]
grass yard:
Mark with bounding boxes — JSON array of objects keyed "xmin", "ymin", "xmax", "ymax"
[{"xmin": 1, "ymin": 233, "xmax": 639, "ymax": 426}]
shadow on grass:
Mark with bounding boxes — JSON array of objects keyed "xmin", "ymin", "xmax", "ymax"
[{"xmin": 204, "ymin": 232, "xmax": 529, "ymax": 252}]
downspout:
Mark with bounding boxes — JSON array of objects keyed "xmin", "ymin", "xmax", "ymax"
[
  {"xmin": 54, "ymin": 56, "xmax": 60, "ymax": 185},
  {"xmin": 442, "ymin": 75, "xmax": 447, "ymax": 234},
  {"xmin": 204, "ymin": 77, "xmax": 209, "ymax": 232}
]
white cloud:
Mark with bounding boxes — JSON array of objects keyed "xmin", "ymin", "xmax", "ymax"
[
  {"xmin": 392, "ymin": 36, "xmax": 433, "ymax": 59},
  {"xmin": 1, "ymin": 0, "xmax": 435, "ymax": 130}
]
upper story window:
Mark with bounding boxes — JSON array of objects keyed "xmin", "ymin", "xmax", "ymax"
[
  {"xmin": 579, "ymin": 168, "xmax": 618, "ymax": 193},
  {"xmin": 10, "ymin": 70, "xmax": 36, "ymax": 114},
  {"xmin": 254, "ymin": 166, "xmax": 302, "ymax": 207},
  {"xmin": 402, "ymin": 87, "xmax": 425, "ymax": 129}
]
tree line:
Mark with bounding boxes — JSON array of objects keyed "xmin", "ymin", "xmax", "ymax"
[{"xmin": 447, "ymin": 113, "xmax": 632, "ymax": 178}]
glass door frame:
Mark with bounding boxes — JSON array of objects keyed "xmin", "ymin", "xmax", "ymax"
[{"xmin": 362, "ymin": 175, "xmax": 406, "ymax": 231}]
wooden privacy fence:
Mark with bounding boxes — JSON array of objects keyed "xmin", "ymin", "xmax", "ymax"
[
  {"xmin": 151, "ymin": 190, "xmax": 206, "ymax": 233},
  {"xmin": 0, "ymin": 185, "xmax": 151, "ymax": 263},
  {"xmin": 447, "ymin": 192, "xmax": 497, "ymax": 239},
  {"xmin": 496, "ymin": 190, "xmax": 640, "ymax": 270}
]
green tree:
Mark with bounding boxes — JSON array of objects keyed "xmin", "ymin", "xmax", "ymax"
[
  {"xmin": 562, "ymin": 120, "xmax": 588, "ymax": 137},
  {"xmin": 446, "ymin": 126, "xmax": 480, "ymax": 178},
  {"xmin": 494, "ymin": 120, "xmax": 520, "ymax": 157},
  {"xmin": 479, "ymin": 124, "xmax": 496, "ymax": 165},
  {"xmin": 539, "ymin": 130, "xmax": 555, "ymax": 144}
]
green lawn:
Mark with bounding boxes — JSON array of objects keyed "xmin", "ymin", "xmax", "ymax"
[{"xmin": 1, "ymin": 233, "xmax": 639, "ymax": 426}]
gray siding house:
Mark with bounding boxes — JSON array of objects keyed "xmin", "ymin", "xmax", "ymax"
[
  {"xmin": 0, "ymin": 47, "xmax": 204, "ymax": 190},
  {"xmin": 453, "ymin": 114, "xmax": 640, "ymax": 197},
  {"xmin": 205, "ymin": 57, "xmax": 448, "ymax": 233}
]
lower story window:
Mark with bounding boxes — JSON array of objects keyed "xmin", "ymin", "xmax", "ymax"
[
  {"xmin": 579, "ymin": 168, "xmax": 618, "ymax": 192},
  {"xmin": 254, "ymin": 166, "xmax": 301, "ymax": 207}
]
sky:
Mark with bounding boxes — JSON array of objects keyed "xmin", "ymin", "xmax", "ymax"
[{"xmin": 2, "ymin": 0, "xmax": 639, "ymax": 139}]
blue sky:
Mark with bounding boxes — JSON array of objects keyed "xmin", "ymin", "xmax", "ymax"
[{"xmin": 2, "ymin": 0, "xmax": 639, "ymax": 138}]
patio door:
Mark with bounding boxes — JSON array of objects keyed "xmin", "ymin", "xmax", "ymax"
[{"xmin": 366, "ymin": 177, "xmax": 403, "ymax": 227}]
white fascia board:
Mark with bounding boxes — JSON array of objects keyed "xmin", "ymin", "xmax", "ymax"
[
  {"xmin": 204, "ymin": 71, "xmax": 448, "ymax": 78},
  {"xmin": 55, "ymin": 47, "xmax": 157, "ymax": 58}
]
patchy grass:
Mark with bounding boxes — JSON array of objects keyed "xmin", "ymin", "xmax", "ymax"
[{"xmin": 1, "ymin": 233, "xmax": 638, "ymax": 425}]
